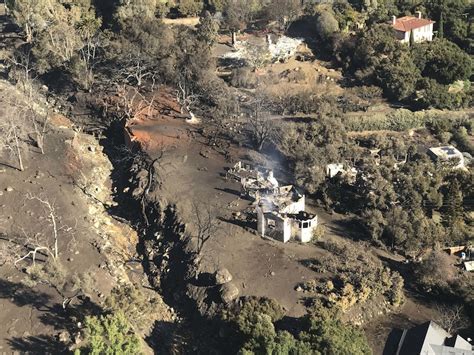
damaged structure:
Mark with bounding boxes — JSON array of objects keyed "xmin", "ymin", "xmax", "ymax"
[
  {"xmin": 428, "ymin": 145, "xmax": 466, "ymax": 170},
  {"xmin": 227, "ymin": 162, "xmax": 317, "ymax": 243},
  {"xmin": 221, "ymin": 35, "xmax": 304, "ymax": 66}
]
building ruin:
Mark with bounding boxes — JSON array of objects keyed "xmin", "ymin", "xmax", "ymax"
[
  {"xmin": 227, "ymin": 161, "xmax": 317, "ymax": 243},
  {"xmin": 428, "ymin": 145, "xmax": 466, "ymax": 170},
  {"xmin": 221, "ymin": 35, "xmax": 304, "ymax": 66}
]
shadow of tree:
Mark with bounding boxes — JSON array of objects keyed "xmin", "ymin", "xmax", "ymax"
[
  {"xmin": 218, "ymin": 216, "xmax": 253, "ymax": 231},
  {"xmin": 326, "ymin": 218, "xmax": 368, "ymax": 242},
  {"xmin": 7, "ymin": 335, "xmax": 66, "ymax": 354},
  {"xmin": 0, "ymin": 278, "xmax": 52, "ymax": 311},
  {"xmin": 0, "ymin": 278, "xmax": 103, "ymax": 353},
  {"xmin": 39, "ymin": 296, "xmax": 102, "ymax": 333},
  {"xmin": 275, "ymin": 315, "xmax": 306, "ymax": 337},
  {"xmin": 146, "ymin": 320, "xmax": 183, "ymax": 352},
  {"xmin": 214, "ymin": 187, "xmax": 242, "ymax": 197}
]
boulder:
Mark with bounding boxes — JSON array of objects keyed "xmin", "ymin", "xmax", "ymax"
[
  {"xmin": 58, "ymin": 331, "xmax": 70, "ymax": 344},
  {"xmin": 214, "ymin": 268, "xmax": 233, "ymax": 285},
  {"xmin": 220, "ymin": 282, "xmax": 239, "ymax": 303}
]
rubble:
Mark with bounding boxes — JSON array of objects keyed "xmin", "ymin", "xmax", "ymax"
[
  {"xmin": 226, "ymin": 161, "xmax": 278, "ymax": 200},
  {"xmin": 221, "ymin": 35, "xmax": 304, "ymax": 65},
  {"xmin": 268, "ymin": 36, "xmax": 304, "ymax": 62}
]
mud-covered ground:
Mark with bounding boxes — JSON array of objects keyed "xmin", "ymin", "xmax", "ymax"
[
  {"xmin": 0, "ymin": 81, "xmax": 174, "ymax": 353},
  {"xmin": 125, "ymin": 94, "xmax": 454, "ymax": 353}
]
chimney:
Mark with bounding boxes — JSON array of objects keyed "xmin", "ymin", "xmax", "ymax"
[
  {"xmin": 266, "ymin": 34, "xmax": 272, "ymax": 46},
  {"xmin": 392, "ymin": 15, "xmax": 397, "ymax": 25},
  {"xmin": 416, "ymin": 11, "xmax": 422, "ymax": 19}
]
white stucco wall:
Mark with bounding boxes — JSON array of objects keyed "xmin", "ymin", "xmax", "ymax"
[
  {"xmin": 281, "ymin": 195, "xmax": 305, "ymax": 214},
  {"xmin": 400, "ymin": 24, "xmax": 433, "ymax": 43},
  {"xmin": 256, "ymin": 207, "xmax": 265, "ymax": 236},
  {"xmin": 296, "ymin": 216, "xmax": 318, "ymax": 243},
  {"xmin": 282, "ymin": 218, "xmax": 291, "ymax": 243}
]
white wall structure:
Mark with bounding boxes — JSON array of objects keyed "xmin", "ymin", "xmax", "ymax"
[
  {"xmin": 428, "ymin": 146, "xmax": 466, "ymax": 170},
  {"xmin": 255, "ymin": 189, "xmax": 316, "ymax": 243},
  {"xmin": 293, "ymin": 212, "xmax": 318, "ymax": 243},
  {"xmin": 326, "ymin": 163, "xmax": 344, "ymax": 178}
]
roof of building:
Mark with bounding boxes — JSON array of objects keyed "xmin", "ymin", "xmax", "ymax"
[
  {"xmin": 393, "ymin": 16, "xmax": 434, "ymax": 32},
  {"xmin": 428, "ymin": 146, "xmax": 463, "ymax": 159},
  {"xmin": 398, "ymin": 321, "xmax": 443, "ymax": 354},
  {"xmin": 454, "ymin": 335, "xmax": 473, "ymax": 349},
  {"xmin": 464, "ymin": 261, "xmax": 474, "ymax": 271},
  {"xmin": 398, "ymin": 321, "xmax": 474, "ymax": 354}
]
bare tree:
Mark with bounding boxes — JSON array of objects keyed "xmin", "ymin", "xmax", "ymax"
[
  {"xmin": 0, "ymin": 231, "xmax": 28, "ymax": 266},
  {"xmin": 115, "ymin": 85, "xmax": 144, "ymax": 122},
  {"xmin": 31, "ymin": 111, "xmax": 48, "ymax": 154},
  {"xmin": 435, "ymin": 304, "xmax": 469, "ymax": 334},
  {"xmin": 247, "ymin": 97, "xmax": 276, "ymax": 151},
  {"xmin": 7, "ymin": 46, "xmax": 37, "ymax": 99},
  {"xmin": 191, "ymin": 201, "xmax": 219, "ymax": 256},
  {"xmin": 176, "ymin": 76, "xmax": 200, "ymax": 121},
  {"xmin": 13, "ymin": 193, "xmax": 62, "ymax": 266},
  {"xmin": 77, "ymin": 35, "xmax": 101, "ymax": 91},
  {"xmin": 246, "ymin": 42, "xmax": 271, "ymax": 70},
  {"xmin": 0, "ymin": 104, "xmax": 29, "ymax": 171},
  {"xmin": 14, "ymin": 231, "xmax": 56, "ymax": 266},
  {"xmin": 265, "ymin": 0, "xmax": 302, "ymax": 31},
  {"xmin": 119, "ymin": 57, "xmax": 154, "ymax": 88},
  {"xmin": 114, "ymin": 85, "xmax": 158, "ymax": 123},
  {"xmin": 0, "ymin": 92, "xmax": 49, "ymax": 169},
  {"xmin": 6, "ymin": 0, "xmax": 52, "ymax": 43}
]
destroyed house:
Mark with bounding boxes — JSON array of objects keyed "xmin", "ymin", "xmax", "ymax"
[
  {"xmin": 256, "ymin": 188, "xmax": 317, "ymax": 243},
  {"xmin": 428, "ymin": 146, "xmax": 466, "ymax": 169},
  {"xmin": 228, "ymin": 161, "xmax": 318, "ymax": 243}
]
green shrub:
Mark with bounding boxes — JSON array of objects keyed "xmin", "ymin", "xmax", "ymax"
[
  {"xmin": 349, "ymin": 85, "xmax": 383, "ymax": 100},
  {"xmin": 177, "ymin": 0, "xmax": 203, "ymax": 16},
  {"xmin": 415, "ymin": 79, "xmax": 468, "ymax": 109},
  {"xmin": 229, "ymin": 296, "xmax": 372, "ymax": 355},
  {"xmin": 344, "ymin": 110, "xmax": 471, "ymax": 132},
  {"xmin": 452, "ymin": 127, "xmax": 474, "ymax": 156},
  {"xmin": 312, "ymin": 241, "xmax": 405, "ymax": 310},
  {"xmin": 76, "ymin": 311, "xmax": 142, "ymax": 355},
  {"xmin": 300, "ymin": 316, "xmax": 372, "ymax": 355},
  {"xmin": 105, "ymin": 284, "xmax": 164, "ymax": 332},
  {"xmin": 386, "ymin": 272, "xmax": 404, "ymax": 306},
  {"xmin": 232, "ymin": 297, "xmax": 285, "ymax": 326}
]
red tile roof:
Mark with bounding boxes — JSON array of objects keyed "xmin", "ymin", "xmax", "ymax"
[{"xmin": 392, "ymin": 16, "xmax": 434, "ymax": 32}]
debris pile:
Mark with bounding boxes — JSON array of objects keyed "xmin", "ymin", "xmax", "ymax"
[{"xmin": 221, "ymin": 35, "xmax": 304, "ymax": 65}]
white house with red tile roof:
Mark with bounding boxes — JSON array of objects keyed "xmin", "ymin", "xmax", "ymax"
[{"xmin": 391, "ymin": 12, "xmax": 435, "ymax": 43}]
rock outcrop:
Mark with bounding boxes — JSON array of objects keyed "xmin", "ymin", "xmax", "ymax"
[
  {"xmin": 220, "ymin": 282, "xmax": 239, "ymax": 303},
  {"xmin": 214, "ymin": 268, "xmax": 233, "ymax": 285}
]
